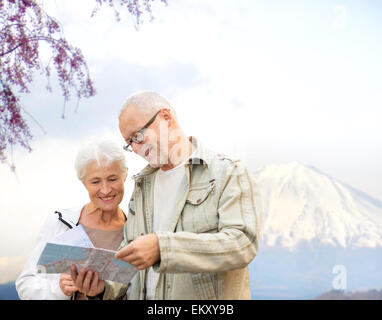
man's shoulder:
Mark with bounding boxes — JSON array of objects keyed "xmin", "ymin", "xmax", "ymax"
[
  {"xmin": 193, "ymin": 149, "xmax": 248, "ymax": 183},
  {"xmin": 214, "ymin": 152, "xmax": 241, "ymax": 163},
  {"xmin": 207, "ymin": 150, "xmax": 243, "ymax": 168},
  {"xmin": 191, "ymin": 138, "xmax": 241, "ymax": 167}
]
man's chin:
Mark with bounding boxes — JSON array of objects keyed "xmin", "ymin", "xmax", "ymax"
[
  {"xmin": 143, "ymin": 155, "xmax": 159, "ymax": 168},
  {"xmin": 149, "ymin": 162, "xmax": 160, "ymax": 168},
  {"xmin": 147, "ymin": 158, "xmax": 169, "ymax": 169}
]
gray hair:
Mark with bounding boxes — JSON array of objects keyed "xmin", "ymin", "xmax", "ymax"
[
  {"xmin": 74, "ymin": 139, "xmax": 127, "ymax": 182},
  {"xmin": 120, "ymin": 91, "xmax": 177, "ymax": 120}
]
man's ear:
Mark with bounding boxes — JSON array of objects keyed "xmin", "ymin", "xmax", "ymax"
[{"xmin": 160, "ymin": 108, "xmax": 173, "ymax": 126}]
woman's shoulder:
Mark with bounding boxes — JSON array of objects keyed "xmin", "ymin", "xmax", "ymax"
[
  {"xmin": 35, "ymin": 206, "xmax": 83, "ymax": 244},
  {"xmin": 54, "ymin": 206, "xmax": 83, "ymax": 226},
  {"xmin": 41, "ymin": 206, "xmax": 83, "ymax": 230}
]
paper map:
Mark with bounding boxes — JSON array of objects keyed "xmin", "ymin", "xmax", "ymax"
[{"xmin": 37, "ymin": 225, "xmax": 137, "ymax": 284}]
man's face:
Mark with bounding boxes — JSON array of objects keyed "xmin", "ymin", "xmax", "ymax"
[{"xmin": 119, "ymin": 106, "xmax": 169, "ymax": 167}]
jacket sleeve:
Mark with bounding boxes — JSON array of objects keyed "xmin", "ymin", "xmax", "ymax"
[
  {"xmin": 154, "ymin": 160, "xmax": 262, "ymax": 274},
  {"xmin": 15, "ymin": 214, "xmax": 70, "ymax": 300},
  {"xmin": 102, "ymin": 280, "xmax": 130, "ymax": 300}
]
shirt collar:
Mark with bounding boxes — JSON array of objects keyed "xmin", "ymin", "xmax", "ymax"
[{"xmin": 186, "ymin": 136, "xmax": 212, "ymax": 168}]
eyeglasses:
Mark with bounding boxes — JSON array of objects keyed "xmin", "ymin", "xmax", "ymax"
[{"xmin": 123, "ymin": 109, "xmax": 161, "ymax": 152}]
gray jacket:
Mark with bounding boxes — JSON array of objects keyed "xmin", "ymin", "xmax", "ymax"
[{"xmin": 104, "ymin": 137, "xmax": 262, "ymax": 300}]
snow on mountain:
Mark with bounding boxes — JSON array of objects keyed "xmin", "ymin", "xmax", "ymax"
[{"xmin": 253, "ymin": 161, "xmax": 382, "ymax": 249}]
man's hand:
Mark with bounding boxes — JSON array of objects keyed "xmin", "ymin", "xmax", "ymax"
[
  {"xmin": 115, "ymin": 233, "xmax": 160, "ymax": 270},
  {"xmin": 59, "ymin": 273, "xmax": 78, "ymax": 296},
  {"xmin": 70, "ymin": 265, "xmax": 105, "ymax": 297}
]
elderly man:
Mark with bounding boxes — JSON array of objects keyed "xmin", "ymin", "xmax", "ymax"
[{"xmin": 78, "ymin": 91, "xmax": 261, "ymax": 300}]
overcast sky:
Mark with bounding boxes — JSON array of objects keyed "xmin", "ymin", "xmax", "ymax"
[{"xmin": 1, "ymin": 0, "xmax": 381, "ymax": 283}]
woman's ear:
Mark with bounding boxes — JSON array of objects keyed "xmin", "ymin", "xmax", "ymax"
[{"xmin": 124, "ymin": 168, "xmax": 128, "ymax": 182}]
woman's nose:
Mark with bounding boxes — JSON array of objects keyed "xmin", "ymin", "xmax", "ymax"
[{"xmin": 100, "ymin": 182, "xmax": 112, "ymax": 194}]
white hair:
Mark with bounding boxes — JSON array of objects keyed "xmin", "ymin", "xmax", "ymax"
[
  {"xmin": 74, "ymin": 138, "xmax": 127, "ymax": 182},
  {"xmin": 120, "ymin": 91, "xmax": 177, "ymax": 120}
]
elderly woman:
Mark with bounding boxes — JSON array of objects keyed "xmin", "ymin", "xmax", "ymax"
[{"xmin": 16, "ymin": 139, "xmax": 128, "ymax": 300}]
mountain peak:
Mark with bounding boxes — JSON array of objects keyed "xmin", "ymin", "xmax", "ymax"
[{"xmin": 254, "ymin": 162, "xmax": 382, "ymax": 249}]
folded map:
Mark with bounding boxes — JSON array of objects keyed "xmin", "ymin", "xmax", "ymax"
[{"xmin": 37, "ymin": 225, "xmax": 137, "ymax": 284}]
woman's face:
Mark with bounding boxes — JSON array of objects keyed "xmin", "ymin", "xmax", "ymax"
[{"xmin": 83, "ymin": 160, "xmax": 126, "ymax": 212}]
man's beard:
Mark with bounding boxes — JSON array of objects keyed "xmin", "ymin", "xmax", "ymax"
[{"xmin": 145, "ymin": 145, "xmax": 169, "ymax": 168}]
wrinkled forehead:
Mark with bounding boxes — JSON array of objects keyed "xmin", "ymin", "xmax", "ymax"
[
  {"xmin": 84, "ymin": 159, "xmax": 125, "ymax": 179},
  {"xmin": 118, "ymin": 105, "xmax": 146, "ymax": 139}
]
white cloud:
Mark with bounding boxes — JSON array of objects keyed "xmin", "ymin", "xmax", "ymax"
[
  {"xmin": 333, "ymin": 5, "xmax": 348, "ymax": 30},
  {"xmin": 0, "ymin": 255, "xmax": 28, "ymax": 284}
]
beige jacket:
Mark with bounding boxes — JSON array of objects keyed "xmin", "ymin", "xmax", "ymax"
[{"xmin": 103, "ymin": 137, "xmax": 262, "ymax": 300}]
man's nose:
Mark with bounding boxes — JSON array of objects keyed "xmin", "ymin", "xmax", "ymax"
[{"xmin": 132, "ymin": 141, "xmax": 143, "ymax": 154}]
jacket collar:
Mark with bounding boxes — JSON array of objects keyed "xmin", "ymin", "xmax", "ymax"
[
  {"xmin": 55, "ymin": 207, "xmax": 83, "ymax": 228},
  {"xmin": 187, "ymin": 136, "xmax": 213, "ymax": 168},
  {"xmin": 133, "ymin": 136, "xmax": 211, "ymax": 181}
]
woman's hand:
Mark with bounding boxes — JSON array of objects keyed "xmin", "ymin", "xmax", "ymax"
[
  {"xmin": 59, "ymin": 273, "xmax": 78, "ymax": 296},
  {"xmin": 70, "ymin": 265, "xmax": 105, "ymax": 297}
]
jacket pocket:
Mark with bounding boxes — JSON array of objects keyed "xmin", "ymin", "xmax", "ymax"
[
  {"xmin": 190, "ymin": 273, "xmax": 218, "ymax": 300},
  {"xmin": 186, "ymin": 179, "xmax": 215, "ymax": 205},
  {"xmin": 182, "ymin": 180, "xmax": 217, "ymax": 233}
]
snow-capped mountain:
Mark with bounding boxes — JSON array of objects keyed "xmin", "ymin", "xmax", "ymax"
[{"xmin": 253, "ymin": 161, "xmax": 382, "ymax": 249}]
